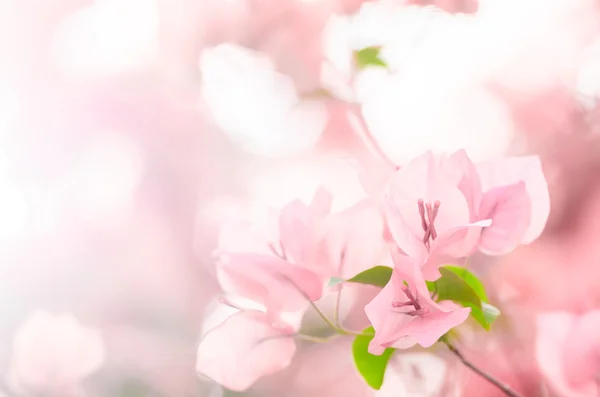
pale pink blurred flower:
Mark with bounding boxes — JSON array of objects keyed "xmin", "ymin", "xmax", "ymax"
[
  {"xmin": 7, "ymin": 311, "xmax": 104, "ymax": 396},
  {"xmin": 536, "ymin": 311, "xmax": 600, "ymax": 397},
  {"xmin": 196, "ymin": 310, "xmax": 297, "ymax": 392},
  {"xmin": 365, "ymin": 252, "xmax": 471, "ymax": 354},
  {"xmin": 199, "ymin": 43, "xmax": 328, "ymax": 157}
]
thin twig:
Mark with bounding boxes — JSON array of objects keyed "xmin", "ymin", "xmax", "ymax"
[
  {"xmin": 309, "ymin": 301, "xmax": 347, "ymax": 334},
  {"xmin": 333, "ymin": 245, "xmax": 348, "ymax": 328},
  {"xmin": 281, "ymin": 274, "xmax": 373, "ymax": 338},
  {"xmin": 443, "ymin": 341, "xmax": 524, "ymax": 397},
  {"xmin": 308, "ymin": 301, "xmax": 373, "ymax": 337},
  {"xmin": 333, "ymin": 287, "xmax": 342, "ymax": 327},
  {"xmin": 348, "ymin": 105, "xmax": 396, "ymax": 169}
]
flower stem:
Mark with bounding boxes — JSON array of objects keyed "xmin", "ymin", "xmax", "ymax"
[
  {"xmin": 333, "ymin": 286, "xmax": 342, "ymax": 328},
  {"xmin": 348, "ymin": 105, "xmax": 396, "ymax": 169},
  {"xmin": 309, "ymin": 301, "xmax": 343, "ymax": 333},
  {"xmin": 308, "ymin": 301, "xmax": 373, "ymax": 337},
  {"xmin": 443, "ymin": 341, "xmax": 524, "ymax": 397}
]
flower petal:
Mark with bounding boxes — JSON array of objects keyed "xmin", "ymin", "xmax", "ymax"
[
  {"xmin": 324, "ymin": 199, "xmax": 390, "ymax": 278},
  {"xmin": 478, "ymin": 182, "xmax": 531, "ymax": 255},
  {"xmin": 308, "ymin": 186, "xmax": 333, "ymax": 218},
  {"xmin": 383, "ymin": 197, "xmax": 427, "ymax": 260},
  {"xmin": 217, "ymin": 253, "xmax": 324, "ymax": 315},
  {"xmin": 397, "ymin": 306, "xmax": 471, "ymax": 348},
  {"xmin": 279, "ymin": 200, "xmax": 313, "ymax": 265},
  {"xmin": 476, "ymin": 156, "xmax": 550, "ymax": 244},
  {"xmin": 441, "ymin": 149, "xmax": 483, "ymax": 218},
  {"xmin": 196, "ymin": 311, "xmax": 296, "ymax": 391},
  {"xmin": 429, "ymin": 218, "xmax": 492, "ymax": 263}
]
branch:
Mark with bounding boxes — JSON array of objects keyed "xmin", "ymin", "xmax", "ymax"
[{"xmin": 443, "ymin": 341, "xmax": 524, "ymax": 397}]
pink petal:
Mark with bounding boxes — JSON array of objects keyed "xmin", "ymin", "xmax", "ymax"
[
  {"xmin": 390, "ymin": 252, "xmax": 430, "ymax": 301},
  {"xmin": 364, "ymin": 280, "xmax": 395, "ymax": 343},
  {"xmin": 217, "ymin": 253, "xmax": 325, "ymax": 315},
  {"xmin": 308, "ymin": 186, "xmax": 333, "ymax": 218},
  {"xmin": 279, "ymin": 199, "xmax": 313, "ymax": 265},
  {"xmin": 196, "ymin": 311, "xmax": 296, "ymax": 391},
  {"xmin": 478, "ymin": 182, "xmax": 532, "ymax": 256},
  {"xmin": 398, "ymin": 306, "xmax": 471, "ymax": 348},
  {"xmin": 476, "ymin": 156, "xmax": 550, "ymax": 244},
  {"xmin": 383, "ymin": 198, "xmax": 427, "ymax": 260},
  {"xmin": 278, "ymin": 189, "xmax": 332, "ymax": 270},
  {"xmin": 367, "ymin": 300, "xmax": 414, "ymax": 354},
  {"xmin": 441, "ymin": 149, "xmax": 483, "ymax": 218},
  {"xmin": 325, "ymin": 200, "xmax": 390, "ymax": 278},
  {"xmin": 428, "ymin": 218, "xmax": 492, "ymax": 265}
]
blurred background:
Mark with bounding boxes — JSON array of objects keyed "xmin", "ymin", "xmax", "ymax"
[{"xmin": 1, "ymin": 0, "xmax": 600, "ymax": 396}]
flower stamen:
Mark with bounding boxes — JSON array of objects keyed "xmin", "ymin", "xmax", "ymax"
[
  {"xmin": 392, "ymin": 284, "xmax": 426, "ymax": 316},
  {"xmin": 418, "ymin": 199, "xmax": 441, "ymax": 249}
]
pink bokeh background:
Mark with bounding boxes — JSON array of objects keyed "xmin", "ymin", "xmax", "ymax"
[{"xmin": 2, "ymin": 0, "xmax": 600, "ymax": 396}]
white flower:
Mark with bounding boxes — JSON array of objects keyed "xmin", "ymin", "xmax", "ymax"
[{"xmin": 200, "ymin": 44, "xmax": 328, "ymax": 157}]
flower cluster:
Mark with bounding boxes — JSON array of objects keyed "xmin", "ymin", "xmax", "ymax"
[{"xmin": 196, "ymin": 149, "xmax": 550, "ymax": 392}]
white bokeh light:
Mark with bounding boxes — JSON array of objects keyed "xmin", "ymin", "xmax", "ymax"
[
  {"xmin": 70, "ymin": 131, "xmax": 145, "ymax": 226},
  {"xmin": 51, "ymin": 0, "xmax": 159, "ymax": 77}
]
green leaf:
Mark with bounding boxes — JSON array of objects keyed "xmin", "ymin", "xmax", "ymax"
[
  {"xmin": 354, "ymin": 47, "xmax": 387, "ymax": 70},
  {"xmin": 427, "ymin": 266, "xmax": 501, "ymax": 331},
  {"xmin": 441, "ymin": 265, "xmax": 489, "ymax": 302},
  {"xmin": 352, "ymin": 326, "xmax": 394, "ymax": 390},
  {"xmin": 432, "ymin": 267, "xmax": 482, "ymax": 309},
  {"xmin": 347, "ymin": 266, "xmax": 393, "ymax": 288}
]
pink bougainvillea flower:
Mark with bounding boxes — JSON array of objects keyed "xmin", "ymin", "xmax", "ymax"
[
  {"xmin": 365, "ymin": 252, "xmax": 471, "ymax": 355},
  {"xmin": 196, "ymin": 310, "xmax": 297, "ymax": 392},
  {"xmin": 536, "ymin": 311, "xmax": 600, "ymax": 397},
  {"xmin": 384, "ymin": 150, "xmax": 550, "ymax": 278},
  {"xmin": 383, "ymin": 150, "xmax": 492, "ymax": 279},
  {"xmin": 476, "ymin": 155, "xmax": 550, "ymax": 255},
  {"xmin": 216, "ymin": 187, "xmax": 339, "ymax": 318}
]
